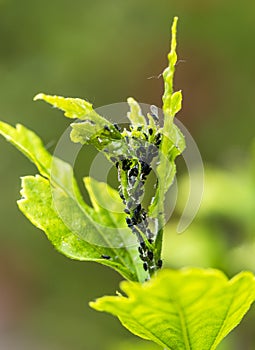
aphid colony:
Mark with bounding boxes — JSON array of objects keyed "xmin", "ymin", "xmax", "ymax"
[{"xmin": 101, "ymin": 118, "xmax": 163, "ymax": 274}]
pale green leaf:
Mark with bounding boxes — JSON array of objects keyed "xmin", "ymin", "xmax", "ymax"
[
  {"xmin": 18, "ymin": 175, "xmax": 135, "ymax": 280},
  {"xmin": 34, "ymin": 93, "xmax": 94, "ymax": 119},
  {"xmin": 34, "ymin": 93, "xmax": 122, "ymax": 148},
  {"xmin": 162, "ymin": 16, "xmax": 178, "ymax": 117},
  {"xmin": 169, "ymin": 90, "xmax": 182, "ymax": 117},
  {"xmin": 127, "ymin": 97, "xmax": 147, "ymax": 127},
  {"xmin": 0, "ymin": 121, "xmax": 143, "ymax": 281},
  {"xmin": 0, "ymin": 121, "xmax": 51, "ymax": 178},
  {"xmin": 149, "ymin": 17, "xmax": 185, "ymax": 262},
  {"xmin": 90, "ymin": 268, "xmax": 255, "ymax": 350}
]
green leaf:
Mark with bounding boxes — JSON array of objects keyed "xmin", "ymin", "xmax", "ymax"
[
  {"xmin": 17, "ymin": 175, "xmax": 130, "ymax": 275},
  {"xmin": 0, "ymin": 121, "xmax": 52, "ymax": 178},
  {"xmin": 127, "ymin": 97, "xmax": 147, "ymax": 127},
  {"xmin": 169, "ymin": 90, "xmax": 182, "ymax": 117},
  {"xmin": 34, "ymin": 93, "xmax": 95, "ymax": 119},
  {"xmin": 149, "ymin": 17, "xmax": 185, "ymax": 262},
  {"xmin": 34, "ymin": 93, "xmax": 122, "ymax": 148},
  {"xmin": 162, "ymin": 16, "xmax": 178, "ymax": 118},
  {"xmin": 0, "ymin": 121, "xmax": 144, "ymax": 281},
  {"xmin": 90, "ymin": 268, "xmax": 255, "ymax": 350}
]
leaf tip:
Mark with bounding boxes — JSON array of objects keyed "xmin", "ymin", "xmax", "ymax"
[{"xmin": 33, "ymin": 93, "xmax": 45, "ymax": 101}]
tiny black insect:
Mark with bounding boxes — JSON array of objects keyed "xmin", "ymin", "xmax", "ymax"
[
  {"xmin": 148, "ymin": 238, "xmax": 154, "ymax": 244},
  {"xmin": 101, "ymin": 255, "xmax": 111, "ymax": 260},
  {"xmin": 140, "ymin": 241, "xmax": 146, "ymax": 250},
  {"xmin": 119, "ymin": 190, "xmax": 125, "ymax": 200},
  {"xmin": 113, "ymin": 123, "xmax": 121, "ymax": 131},
  {"xmin": 140, "ymin": 255, "xmax": 147, "ymax": 262},
  {"xmin": 143, "ymin": 262, "xmax": 148, "ymax": 271},
  {"xmin": 154, "ymin": 133, "xmax": 162, "ymax": 146},
  {"xmin": 148, "ymin": 128, "xmax": 153, "ymax": 135},
  {"xmin": 104, "ymin": 125, "xmax": 110, "ymax": 132},
  {"xmin": 157, "ymin": 259, "xmax": 163, "ymax": 268},
  {"xmin": 126, "ymin": 217, "xmax": 133, "ymax": 227},
  {"xmin": 140, "ymin": 161, "xmax": 151, "ymax": 176},
  {"xmin": 137, "ymin": 126, "xmax": 143, "ymax": 131},
  {"xmin": 136, "ymin": 203, "xmax": 142, "ymax": 212},
  {"xmin": 133, "ymin": 204, "xmax": 142, "ymax": 221},
  {"xmin": 143, "ymin": 133, "xmax": 148, "ymax": 140},
  {"xmin": 122, "ymin": 159, "xmax": 132, "ymax": 171},
  {"xmin": 110, "ymin": 156, "xmax": 117, "ymax": 163},
  {"xmin": 148, "ymin": 251, "xmax": 154, "ymax": 261},
  {"xmin": 129, "ymin": 166, "xmax": 139, "ymax": 178},
  {"xmin": 115, "ymin": 161, "xmax": 119, "ymax": 168},
  {"xmin": 138, "ymin": 246, "xmax": 144, "ymax": 255},
  {"xmin": 124, "ymin": 208, "xmax": 130, "ymax": 214}
]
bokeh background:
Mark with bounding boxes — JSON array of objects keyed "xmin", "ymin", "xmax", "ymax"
[{"xmin": 1, "ymin": 1, "xmax": 255, "ymax": 349}]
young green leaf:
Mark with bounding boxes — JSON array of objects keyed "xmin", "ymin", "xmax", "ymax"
[
  {"xmin": 34, "ymin": 93, "xmax": 95, "ymax": 120},
  {"xmin": 127, "ymin": 97, "xmax": 147, "ymax": 127},
  {"xmin": 149, "ymin": 17, "xmax": 185, "ymax": 263},
  {"xmin": 34, "ymin": 93, "xmax": 122, "ymax": 150},
  {"xmin": 18, "ymin": 175, "xmax": 134, "ymax": 280},
  {"xmin": 0, "ymin": 121, "xmax": 146, "ymax": 281},
  {"xmin": 90, "ymin": 268, "xmax": 255, "ymax": 350}
]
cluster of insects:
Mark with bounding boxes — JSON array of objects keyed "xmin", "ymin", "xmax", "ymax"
[
  {"xmin": 83, "ymin": 103, "xmax": 165, "ymax": 275},
  {"xmin": 99, "ymin": 116, "xmax": 163, "ymax": 274}
]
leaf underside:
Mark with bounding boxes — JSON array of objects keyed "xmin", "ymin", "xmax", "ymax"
[{"xmin": 90, "ymin": 268, "xmax": 255, "ymax": 350}]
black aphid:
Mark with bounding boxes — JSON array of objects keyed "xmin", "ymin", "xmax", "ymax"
[
  {"xmin": 154, "ymin": 133, "xmax": 162, "ymax": 146},
  {"xmin": 139, "ymin": 255, "xmax": 147, "ymax": 262},
  {"xmin": 149, "ymin": 128, "xmax": 153, "ymax": 135},
  {"xmin": 126, "ymin": 217, "xmax": 133, "ymax": 227},
  {"xmin": 129, "ymin": 166, "xmax": 139, "ymax": 177},
  {"xmin": 122, "ymin": 159, "xmax": 132, "ymax": 171},
  {"xmin": 138, "ymin": 246, "xmax": 143, "ymax": 254},
  {"xmin": 148, "ymin": 251, "xmax": 154, "ymax": 261},
  {"xmin": 140, "ymin": 161, "xmax": 151, "ymax": 175},
  {"xmin": 113, "ymin": 123, "xmax": 121, "ymax": 131},
  {"xmin": 104, "ymin": 125, "xmax": 110, "ymax": 132},
  {"xmin": 143, "ymin": 262, "xmax": 148, "ymax": 271},
  {"xmin": 119, "ymin": 190, "xmax": 125, "ymax": 200},
  {"xmin": 157, "ymin": 259, "xmax": 163, "ymax": 268},
  {"xmin": 143, "ymin": 133, "xmax": 148, "ymax": 140},
  {"xmin": 133, "ymin": 204, "xmax": 142, "ymax": 220},
  {"xmin": 101, "ymin": 255, "xmax": 111, "ymax": 260},
  {"xmin": 137, "ymin": 126, "xmax": 143, "ymax": 131},
  {"xmin": 110, "ymin": 156, "xmax": 117, "ymax": 163},
  {"xmin": 140, "ymin": 241, "xmax": 146, "ymax": 250}
]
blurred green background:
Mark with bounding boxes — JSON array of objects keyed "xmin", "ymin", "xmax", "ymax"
[{"xmin": 1, "ymin": 0, "xmax": 255, "ymax": 349}]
